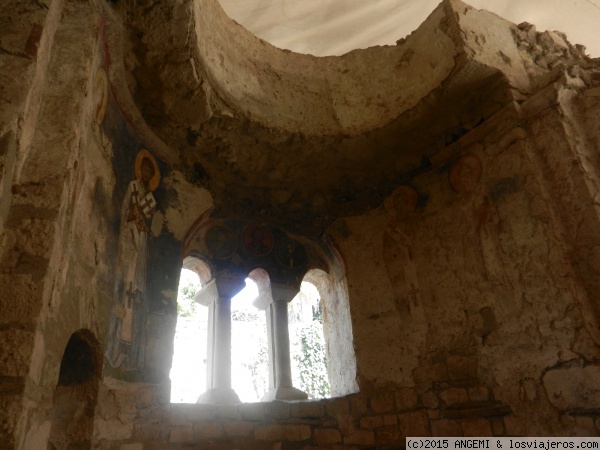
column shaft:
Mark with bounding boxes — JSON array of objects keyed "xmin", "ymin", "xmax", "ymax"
[
  {"xmin": 272, "ymin": 300, "xmax": 293, "ymax": 388},
  {"xmin": 213, "ymin": 296, "xmax": 232, "ymax": 390}
]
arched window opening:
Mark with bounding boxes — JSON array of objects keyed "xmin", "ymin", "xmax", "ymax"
[
  {"xmin": 304, "ymin": 268, "xmax": 359, "ymax": 397},
  {"xmin": 170, "ymin": 266, "xmax": 206, "ymax": 403},
  {"xmin": 49, "ymin": 330, "xmax": 101, "ymax": 450},
  {"xmin": 289, "ymin": 281, "xmax": 330, "ymax": 399},
  {"xmin": 172, "ymin": 248, "xmax": 358, "ymax": 404},
  {"xmin": 231, "ymin": 278, "xmax": 268, "ymax": 402},
  {"xmin": 171, "ymin": 259, "xmax": 268, "ymax": 403}
]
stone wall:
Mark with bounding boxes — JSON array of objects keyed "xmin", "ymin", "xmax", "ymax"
[
  {"xmin": 328, "ymin": 75, "xmax": 600, "ymax": 436},
  {"xmin": 93, "ymin": 381, "xmax": 517, "ymax": 449},
  {"xmin": 91, "ymin": 62, "xmax": 600, "ymax": 450}
]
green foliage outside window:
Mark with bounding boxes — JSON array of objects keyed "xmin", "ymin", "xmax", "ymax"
[
  {"xmin": 177, "ymin": 279, "xmax": 199, "ymax": 317},
  {"xmin": 293, "ymin": 320, "xmax": 330, "ymax": 399}
]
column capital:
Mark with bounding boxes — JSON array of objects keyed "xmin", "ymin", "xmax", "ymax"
[
  {"xmin": 271, "ymin": 283, "xmax": 300, "ymax": 303},
  {"xmin": 253, "ymin": 283, "xmax": 299, "ymax": 309},
  {"xmin": 214, "ymin": 270, "xmax": 247, "ymax": 299},
  {"xmin": 194, "ymin": 271, "xmax": 246, "ymax": 306}
]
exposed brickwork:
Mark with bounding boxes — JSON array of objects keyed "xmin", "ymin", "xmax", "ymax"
[{"xmin": 94, "ymin": 383, "xmax": 514, "ymax": 449}]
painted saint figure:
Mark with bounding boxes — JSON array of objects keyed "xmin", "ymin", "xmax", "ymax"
[{"xmin": 106, "ymin": 150, "xmax": 160, "ymax": 370}]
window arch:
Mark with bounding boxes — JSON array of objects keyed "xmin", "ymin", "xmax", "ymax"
[
  {"xmin": 303, "ymin": 268, "xmax": 359, "ymax": 397},
  {"xmin": 173, "ymin": 223, "xmax": 358, "ymax": 403}
]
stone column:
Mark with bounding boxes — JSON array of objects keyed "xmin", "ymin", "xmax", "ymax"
[
  {"xmin": 253, "ymin": 285, "xmax": 276, "ymax": 390},
  {"xmin": 261, "ymin": 284, "xmax": 308, "ymax": 401},
  {"xmin": 195, "ymin": 272, "xmax": 244, "ymax": 405}
]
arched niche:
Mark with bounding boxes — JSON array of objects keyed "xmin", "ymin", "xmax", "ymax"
[{"xmin": 48, "ymin": 329, "xmax": 102, "ymax": 450}]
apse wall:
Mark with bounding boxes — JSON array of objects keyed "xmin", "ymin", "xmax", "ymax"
[{"xmin": 329, "ymin": 73, "xmax": 600, "ymax": 435}]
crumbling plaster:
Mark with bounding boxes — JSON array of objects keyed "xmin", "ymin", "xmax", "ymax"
[{"xmin": 115, "ymin": 0, "xmax": 590, "ymax": 237}]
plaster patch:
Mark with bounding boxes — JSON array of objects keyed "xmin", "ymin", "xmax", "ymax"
[
  {"xmin": 543, "ymin": 365, "xmax": 600, "ymax": 410},
  {"xmin": 162, "ymin": 171, "xmax": 213, "ymax": 240}
]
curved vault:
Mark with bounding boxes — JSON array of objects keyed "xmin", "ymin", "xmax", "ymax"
[{"xmin": 111, "ymin": 0, "xmax": 588, "ymax": 236}]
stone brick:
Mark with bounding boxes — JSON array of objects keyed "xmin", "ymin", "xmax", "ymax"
[
  {"xmin": 135, "ymin": 387, "xmax": 155, "ymax": 409},
  {"xmin": 461, "ymin": 419, "xmax": 492, "ymax": 437},
  {"xmin": 379, "ymin": 425, "xmax": 409, "ymax": 446},
  {"xmin": 269, "ymin": 400, "xmax": 291, "ymax": 419},
  {"xmin": 120, "ymin": 444, "xmax": 143, "ymax": 450},
  {"xmin": 344, "ymin": 430, "xmax": 375, "ymax": 446},
  {"xmin": 370, "ymin": 391, "xmax": 396, "ymax": 413},
  {"xmin": 0, "ymin": 328, "xmax": 34, "ymax": 377},
  {"xmin": 439, "ymin": 388, "xmax": 468, "ymax": 406},
  {"xmin": 468, "ymin": 387, "xmax": 490, "ymax": 402},
  {"xmin": 278, "ymin": 442, "xmax": 304, "ymax": 450},
  {"xmin": 291, "ymin": 401, "xmax": 324, "ymax": 418},
  {"xmin": 428, "ymin": 410, "xmax": 440, "ymax": 419},
  {"xmin": 431, "ymin": 419, "xmax": 462, "ymax": 437},
  {"xmin": 168, "ymin": 427, "xmax": 193, "ymax": 443},
  {"xmin": 215, "ymin": 404, "xmax": 241, "ymax": 419},
  {"xmin": 503, "ymin": 416, "xmax": 523, "ymax": 436},
  {"xmin": 168, "ymin": 409, "xmax": 189, "ymax": 426},
  {"xmin": 443, "ymin": 401, "xmax": 512, "ymax": 419},
  {"xmin": 132, "ymin": 422, "xmax": 164, "ymax": 441},
  {"xmin": 335, "ymin": 413, "xmax": 356, "ymax": 436},
  {"xmin": 138, "ymin": 406, "xmax": 162, "ymax": 421},
  {"xmin": 413, "ymin": 364, "xmax": 448, "ymax": 390},
  {"xmin": 490, "ymin": 418, "xmax": 505, "ymax": 436},
  {"xmin": 360, "ymin": 415, "xmax": 384, "ymax": 428},
  {"xmin": 186, "ymin": 407, "xmax": 216, "ymax": 422},
  {"xmin": 255, "ymin": 424, "xmax": 312, "ymax": 441},
  {"xmin": 240, "ymin": 402, "xmax": 266, "ymax": 421},
  {"xmin": 349, "ymin": 395, "xmax": 369, "ymax": 415},
  {"xmin": 0, "ymin": 274, "xmax": 41, "ymax": 324},
  {"xmin": 313, "ymin": 428, "xmax": 342, "ymax": 444},
  {"xmin": 422, "ymin": 391, "xmax": 439, "ymax": 409},
  {"xmin": 574, "ymin": 416, "xmax": 595, "ymax": 434},
  {"xmin": 96, "ymin": 387, "xmax": 119, "ymax": 420},
  {"xmin": 95, "ymin": 419, "xmax": 134, "ymax": 440},
  {"xmin": 399, "ymin": 410, "xmax": 429, "ymax": 436},
  {"xmin": 384, "ymin": 414, "xmax": 398, "ymax": 426},
  {"xmin": 396, "ymin": 388, "xmax": 418, "ymax": 410},
  {"xmin": 222, "ymin": 420, "xmax": 255, "ymax": 437},
  {"xmin": 193, "ymin": 422, "xmax": 223, "ymax": 440},
  {"xmin": 326, "ymin": 397, "xmax": 350, "ymax": 416}
]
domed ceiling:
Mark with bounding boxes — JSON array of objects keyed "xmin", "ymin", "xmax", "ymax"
[{"xmin": 113, "ymin": 0, "xmax": 593, "ymax": 237}]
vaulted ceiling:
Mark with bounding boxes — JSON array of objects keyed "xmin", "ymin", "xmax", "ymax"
[{"xmin": 114, "ymin": 0, "xmax": 593, "ymax": 237}]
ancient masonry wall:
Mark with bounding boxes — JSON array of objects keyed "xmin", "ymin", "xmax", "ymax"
[
  {"xmin": 0, "ymin": 1, "xmax": 109, "ymax": 448},
  {"xmin": 92, "ymin": 79, "xmax": 600, "ymax": 449},
  {"xmin": 329, "ymin": 79, "xmax": 600, "ymax": 437},
  {"xmin": 94, "ymin": 382, "xmax": 513, "ymax": 450}
]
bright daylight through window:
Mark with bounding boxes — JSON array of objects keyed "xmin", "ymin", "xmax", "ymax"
[{"xmin": 170, "ymin": 269, "xmax": 330, "ymax": 403}]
